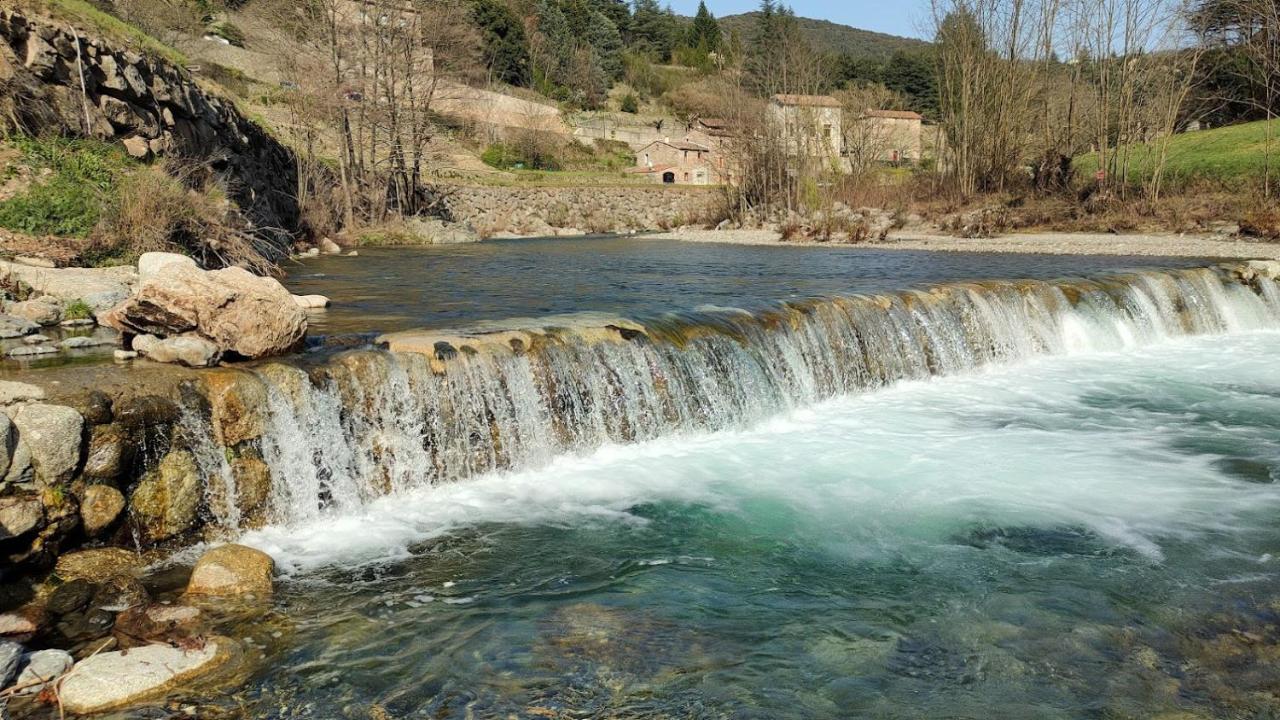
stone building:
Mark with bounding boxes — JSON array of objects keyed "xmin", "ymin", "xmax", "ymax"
[
  {"xmin": 853, "ymin": 110, "xmax": 924, "ymax": 163},
  {"xmin": 768, "ymin": 94, "xmax": 844, "ymax": 162},
  {"xmin": 628, "ymin": 138, "xmax": 719, "ymax": 185}
]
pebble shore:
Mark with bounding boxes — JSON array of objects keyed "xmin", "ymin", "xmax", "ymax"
[{"xmin": 643, "ymin": 229, "xmax": 1280, "ymax": 259}]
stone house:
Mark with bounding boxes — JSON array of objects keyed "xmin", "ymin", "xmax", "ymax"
[
  {"xmin": 629, "ymin": 139, "xmax": 719, "ymax": 185},
  {"xmin": 768, "ymin": 94, "xmax": 844, "ymax": 163},
  {"xmin": 853, "ymin": 110, "xmax": 924, "ymax": 163}
]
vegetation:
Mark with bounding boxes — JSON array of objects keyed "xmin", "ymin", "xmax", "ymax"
[
  {"xmin": 718, "ymin": 11, "xmax": 929, "ymax": 59},
  {"xmin": 1075, "ymin": 119, "xmax": 1280, "ymax": 188},
  {"xmin": 62, "ymin": 299, "xmax": 93, "ymax": 321},
  {"xmin": 0, "ymin": 136, "xmax": 131, "ymax": 237}
]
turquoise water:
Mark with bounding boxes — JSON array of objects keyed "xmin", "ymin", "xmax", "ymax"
[{"xmin": 231, "ymin": 331, "xmax": 1280, "ymax": 719}]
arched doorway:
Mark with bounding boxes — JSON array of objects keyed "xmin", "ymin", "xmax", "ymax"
[{"xmin": 662, "ymin": 171, "xmax": 676, "ymax": 184}]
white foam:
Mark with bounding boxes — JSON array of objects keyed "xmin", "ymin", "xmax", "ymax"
[{"xmin": 240, "ymin": 331, "xmax": 1280, "ymax": 575}]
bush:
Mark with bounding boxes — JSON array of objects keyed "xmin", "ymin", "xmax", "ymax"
[
  {"xmin": 620, "ymin": 93, "xmax": 639, "ymax": 114},
  {"xmin": 207, "ymin": 21, "xmax": 245, "ymax": 47},
  {"xmin": 0, "ymin": 136, "xmax": 129, "ymax": 237},
  {"xmin": 63, "ymin": 299, "xmax": 93, "ymax": 321}
]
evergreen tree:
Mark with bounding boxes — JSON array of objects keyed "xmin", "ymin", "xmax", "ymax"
[
  {"xmin": 629, "ymin": 0, "xmax": 682, "ymax": 60},
  {"xmin": 689, "ymin": 0, "xmax": 721, "ymax": 52},
  {"xmin": 471, "ymin": 0, "xmax": 532, "ymax": 86}
]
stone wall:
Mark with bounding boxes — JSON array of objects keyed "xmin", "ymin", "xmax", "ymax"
[
  {"xmin": 443, "ymin": 185, "xmax": 726, "ymax": 237},
  {"xmin": 0, "ymin": 9, "xmax": 297, "ymax": 256}
]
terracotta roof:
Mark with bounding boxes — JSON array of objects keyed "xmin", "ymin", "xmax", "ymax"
[
  {"xmin": 647, "ymin": 139, "xmax": 711, "ymax": 152},
  {"xmin": 697, "ymin": 117, "xmax": 730, "ymax": 128},
  {"xmin": 772, "ymin": 94, "xmax": 842, "ymax": 108},
  {"xmin": 863, "ymin": 109, "xmax": 923, "ymax": 120}
]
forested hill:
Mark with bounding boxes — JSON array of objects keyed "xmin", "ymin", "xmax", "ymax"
[{"xmin": 718, "ymin": 12, "xmax": 930, "ymax": 58}]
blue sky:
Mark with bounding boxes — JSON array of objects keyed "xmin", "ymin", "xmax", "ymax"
[{"xmin": 664, "ymin": 0, "xmax": 929, "ymax": 40}]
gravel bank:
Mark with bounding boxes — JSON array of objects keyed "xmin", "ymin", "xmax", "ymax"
[{"xmin": 642, "ymin": 229, "xmax": 1280, "ymax": 259}]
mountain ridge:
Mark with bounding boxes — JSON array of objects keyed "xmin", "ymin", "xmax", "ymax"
[{"xmin": 717, "ymin": 12, "xmax": 931, "ymax": 58}]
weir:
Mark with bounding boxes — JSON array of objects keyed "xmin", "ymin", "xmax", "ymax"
[{"xmin": 180, "ymin": 263, "xmax": 1280, "ymax": 534}]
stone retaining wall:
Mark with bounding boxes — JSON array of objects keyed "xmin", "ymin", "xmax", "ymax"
[
  {"xmin": 443, "ymin": 185, "xmax": 726, "ymax": 236},
  {"xmin": 0, "ymin": 9, "xmax": 297, "ymax": 254}
]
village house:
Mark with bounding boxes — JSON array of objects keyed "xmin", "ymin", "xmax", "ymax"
[
  {"xmin": 853, "ymin": 110, "xmax": 924, "ymax": 164},
  {"xmin": 628, "ymin": 138, "xmax": 720, "ymax": 185},
  {"xmin": 768, "ymin": 94, "xmax": 844, "ymax": 163}
]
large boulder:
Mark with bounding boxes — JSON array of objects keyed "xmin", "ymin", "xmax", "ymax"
[
  {"xmin": 6, "ymin": 297, "xmax": 61, "ymax": 326},
  {"xmin": 57, "ymin": 638, "xmax": 235, "ymax": 714},
  {"xmin": 129, "ymin": 450, "xmax": 202, "ymax": 542},
  {"xmin": 7, "ymin": 404, "xmax": 84, "ymax": 484},
  {"xmin": 136, "ymin": 252, "xmax": 197, "ymax": 283},
  {"xmin": 0, "ymin": 496, "xmax": 42, "ymax": 541},
  {"xmin": 103, "ymin": 263, "xmax": 307, "ymax": 360},
  {"xmin": 137, "ymin": 334, "xmax": 221, "ymax": 368},
  {"xmin": 185, "ymin": 544, "xmax": 274, "ymax": 598},
  {"xmin": 0, "ymin": 314, "xmax": 38, "ymax": 339},
  {"xmin": 201, "ymin": 371, "xmax": 268, "ymax": 446}
]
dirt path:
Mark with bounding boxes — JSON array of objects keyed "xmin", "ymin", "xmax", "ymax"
[{"xmin": 641, "ymin": 229, "xmax": 1280, "ymax": 259}]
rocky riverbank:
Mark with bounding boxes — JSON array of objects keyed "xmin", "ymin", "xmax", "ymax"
[{"xmin": 644, "ymin": 228, "xmax": 1280, "ymax": 259}]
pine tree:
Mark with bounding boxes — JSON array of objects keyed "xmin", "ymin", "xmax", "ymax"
[{"xmin": 689, "ymin": 0, "xmax": 721, "ymax": 52}]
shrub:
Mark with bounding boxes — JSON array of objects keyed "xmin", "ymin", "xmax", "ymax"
[
  {"xmin": 63, "ymin": 299, "xmax": 93, "ymax": 321},
  {"xmin": 620, "ymin": 93, "xmax": 639, "ymax": 114},
  {"xmin": 208, "ymin": 21, "xmax": 245, "ymax": 47}
]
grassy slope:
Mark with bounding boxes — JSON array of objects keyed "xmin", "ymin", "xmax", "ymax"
[
  {"xmin": 17, "ymin": 0, "xmax": 189, "ymax": 65},
  {"xmin": 1076, "ymin": 119, "xmax": 1280, "ymax": 187},
  {"xmin": 717, "ymin": 13, "xmax": 929, "ymax": 59}
]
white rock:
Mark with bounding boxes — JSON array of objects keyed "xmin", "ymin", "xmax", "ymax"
[
  {"xmin": 113, "ymin": 350, "xmax": 138, "ymax": 361},
  {"xmin": 346, "ymin": 250, "xmax": 359, "ymax": 257},
  {"xmin": 58, "ymin": 640, "xmax": 230, "ymax": 714},
  {"xmin": 6, "ymin": 345, "xmax": 58, "ymax": 359},
  {"xmin": 8, "ymin": 404, "xmax": 85, "ymax": 484},
  {"xmin": 6, "ymin": 297, "xmax": 61, "ymax": 326},
  {"xmin": 0, "ymin": 382, "xmax": 44, "ymax": 405},
  {"xmin": 13, "ymin": 256, "xmax": 55, "ymax": 269},
  {"xmin": 136, "ymin": 252, "xmax": 198, "ymax": 283},
  {"xmin": 319, "ymin": 237, "xmax": 342, "ymax": 254},
  {"xmin": 12, "ymin": 649, "xmax": 73, "ymax": 696},
  {"xmin": 292, "ymin": 294, "xmax": 330, "ymax": 309},
  {"xmin": 21, "ymin": 335, "xmax": 49, "ymax": 345},
  {"xmin": 140, "ymin": 334, "xmax": 222, "ymax": 368},
  {"xmin": 0, "ymin": 262, "xmax": 136, "ymax": 313},
  {"xmin": 59, "ymin": 336, "xmax": 116, "ymax": 350}
]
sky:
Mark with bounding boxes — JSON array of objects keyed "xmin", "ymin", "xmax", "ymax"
[{"xmin": 664, "ymin": 0, "xmax": 930, "ymax": 40}]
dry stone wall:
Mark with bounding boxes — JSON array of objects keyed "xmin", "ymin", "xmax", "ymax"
[
  {"xmin": 0, "ymin": 9, "xmax": 297, "ymax": 255},
  {"xmin": 443, "ymin": 186, "xmax": 725, "ymax": 237}
]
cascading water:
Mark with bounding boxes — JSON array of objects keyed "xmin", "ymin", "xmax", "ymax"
[{"xmin": 201, "ymin": 264, "xmax": 1280, "ymax": 530}]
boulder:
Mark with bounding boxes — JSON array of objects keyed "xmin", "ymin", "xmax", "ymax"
[
  {"xmin": 6, "ymin": 297, "xmax": 60, "ymax": 326},
  {"xmin": 103, "ymin": 264, "xmax": 307, "ymax": 360},
  {"xmin": 121, "ymin": 135, "xmax": 150, "ymax": 159},
  {"xmin": 0, "ymin": 640, "xmax": 21, "ymax": 689},
  {"xmin": 60, "ymin": 335, "xmax": 117, "ymax": 350},
  {"xmin": 80, "ymin": 484, "xmax": 126, "ymax": 536},
  {"xmin": 0, "ymin": 413, "xmax": 13, "ymax": 480},
  {"xmin": 64, "ymin": 391, "xmax": 112, "ymax": 427},
  {"xmin": 0, "ymin": 261, "xmax": 135, "ymax": 313},
  {"xmin": 319, "ymin": 237, "xmax": 342, "ymax": 254},
  {"xmin": 83, "ymin": 424, "xmax": 129, "ymax": 480},
  {"xmin": 139, "ymin": 334, "xmax": 221, "ymax": 368},
  {"xmin": 292, "ymin": 294, "xmax": 330, "ymax": 309},
  {"xmin": 0, "ymin": 612, "xmax": 40, "ymax": 642},
  {"xmin": 54, "ymin": 548, "xmax": 143, "ymax": 584},
  {"xmin": 12, "ymin": 648, "xmax": 73, "ymax": 696},
  {"xmin": 21, "ymin": 334, "xmax": 49, "ymax": 345},
  {"xmin": 0, "ymin": 381, "xmax": 44, "ymax": 405},
  {"xmin": 7, "ymin": 403, "xmax": 84, "ymax": 484},
  {"xmin": 201, "ymin": 371, "xmax": 267, "ymax": 446},
  {"xmin": 129, "ymin": 450, "xmax": 201, "ymax": 541},
  {"xmin": 0, "ymin": 314, "xmax": 38, "ymax": 339},
  {"xmin": 0, "ymin": 497, "xmax": 42, "ymax": 540},
  {"xmin": 114, "ymin": 395, "xmax": 179, "ymax": 430},
  {"xmin": 136, "ymin": 252, "xmax": 197, "ymax": 283},
  {"xmin": 185, "ymin": 544, "xmax": 274, "ymax": 598},
  {"xmin": 230, "ymin": 457, "xmax": 271, "ymax": 514},
  {"xmin": 58, "ymin": 638, "xmax": 234, "ymax": 714}
]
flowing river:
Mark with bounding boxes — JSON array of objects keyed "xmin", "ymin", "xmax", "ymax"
[{"xmin": 163, "ymin": 245, "xmax": 1280, "ymax": 718}]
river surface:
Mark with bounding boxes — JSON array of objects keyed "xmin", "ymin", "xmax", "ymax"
[
  {"xmin": 171, "ymin": 243, "xmax": 1280, "ymax": 719},
  {"xmin": 285, "ymin": 238, "xmax": 1209, "ymax": 335}
]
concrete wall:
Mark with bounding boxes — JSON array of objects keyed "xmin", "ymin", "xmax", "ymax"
[{"xmin": 444, "ymin": 185, "xmax": 724, "ymax": 236}]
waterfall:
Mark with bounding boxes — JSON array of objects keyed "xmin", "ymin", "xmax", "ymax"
[{"xmin": 202, "ymin": 264, "xmax": 1280, "ymax": 529}]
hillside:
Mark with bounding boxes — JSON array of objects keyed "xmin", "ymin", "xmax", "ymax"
[
  {"xmin": 1075, "ymin": 119, "xmax": 1280, "ymax": 188},
  {"xmin": 718, "ymin": 12, "xmax": 930, "ymax": 59}
]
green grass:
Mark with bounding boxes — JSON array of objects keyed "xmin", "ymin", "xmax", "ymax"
[
  {"xmin": 1076, "ymin": 118, "xmax": 1280, "ymax": 188},
  {"xmin": 38, "ymin": 0, "xmax": 189, "ymax": 67},
  {"xmin": 62, "ymin": 298, "xmax": 93, "ymax": 320},
  {"xmin": 0, "ymin": 136, "xmax": 133, "ymax": 237}
]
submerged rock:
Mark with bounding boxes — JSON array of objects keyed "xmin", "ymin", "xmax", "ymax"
[
  {"xmin": 0, "ymin": 382, "xmax": 44, "ymax": 406},
  {"xmin": 58, "ymin": 638, "xmax": 235, "ymax": 714},
  {"xmin": 54, "ymin": 548, "xmax": 143, "ymax": 584},
  {"xmin": 292, "ymin": 294, "xmax": 330, "ymax": 309},
  {"xmin": 185, "ymin": 544, "xmax": 274, "ymax": 598}
]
